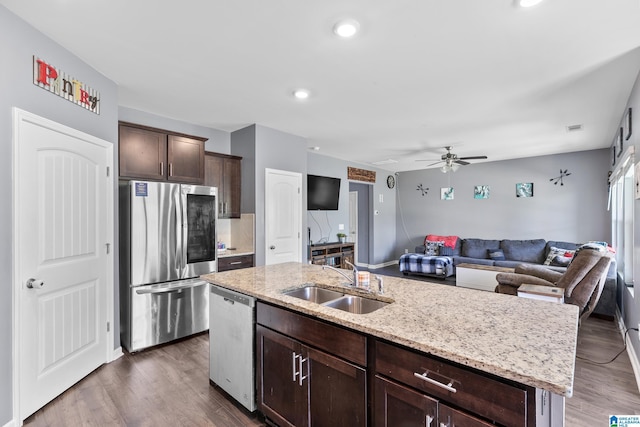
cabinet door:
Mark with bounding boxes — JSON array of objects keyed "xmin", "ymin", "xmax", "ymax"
[
  {"xmin": 438, "ymin": 404, "xmax": 495, "ymax": 427},
  {"xmin": 307, "ymin": 346, "xmax": 367, "ymax": 427},
  {"xmin": 374, "ymin": 375, "xmax": 437, "ymax": 427},
  {"xmin": 256, "ymin": 326, "xmax": 307, "ymax": 427},
  {"xmin": 204, "ymin": 154, "xmax": 225, "ymax": 214},
  {"xmin": 223, "ymin": 157, "xmax": 241, "ymax": 218},
  {"xmin": 119, "ymin": 125, "xmax": 167, "ymax": 180},
  {"xmin": 167, "ymin": 135, "xmax": 204, "ymax": 184}
]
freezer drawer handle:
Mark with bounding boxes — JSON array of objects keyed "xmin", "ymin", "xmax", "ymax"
[
  {"xmin": 414, "ymin": 371, "xmax": 457, "ymax": 393},
  {"xmin": 135, "ymin": 282, "xmax": 205, "ymax": 295}
]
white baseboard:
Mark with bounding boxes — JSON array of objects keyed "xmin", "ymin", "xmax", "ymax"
[
  {"xmin": 616, "ymin": 309, "xmax": 640, "ymax": 394},
  {"xmin": 3, "ymin": 418, "xmax": 17, "ymax": 427},
  {"xmin": 110, "ymin": 346, "xmax": 124, "ymax": 362}
]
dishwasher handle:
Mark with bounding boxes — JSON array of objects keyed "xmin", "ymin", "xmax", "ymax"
[{"xmin": 210, "ymin": 284, "xmax": 255, "ymax": 307}]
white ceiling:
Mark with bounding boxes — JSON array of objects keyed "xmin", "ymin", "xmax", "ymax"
[{"xmin": 4, "ymin": 0, "xmax": 640, "ymax": 171}]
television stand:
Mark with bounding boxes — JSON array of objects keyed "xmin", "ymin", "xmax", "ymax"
[{"xmin": 308, "ymin": 242, "xmax": 355, "ymax": 269}]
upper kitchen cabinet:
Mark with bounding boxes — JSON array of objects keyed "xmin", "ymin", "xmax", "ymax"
[
  {"xmin": 119, "ymin": 122, "xmax": 206, "ymax": 184},
  {"xmin": 205, "ymin": 152, "xmax": 242, "ymax": 218}
]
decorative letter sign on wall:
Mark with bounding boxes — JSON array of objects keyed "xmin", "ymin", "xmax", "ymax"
[{"xmin": 32, "ymin": 56, "xmax": 100, "ymax": 114}]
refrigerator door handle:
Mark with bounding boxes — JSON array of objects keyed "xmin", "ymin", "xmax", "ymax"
[{"xmin": 175, "ymin": 186, "xmax": 184, "ymax": 275}]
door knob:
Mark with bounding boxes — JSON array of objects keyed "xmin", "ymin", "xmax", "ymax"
[
  {"xmin": 26, "ymin": 278, "xmax": 44, "ymax": 289},
  {"xmin": 270, "ymin": 245, "xmax": 276, "ymax": 250}
]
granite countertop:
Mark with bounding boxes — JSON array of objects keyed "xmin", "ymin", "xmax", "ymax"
[
  {"xmin": 217, "ymin": 246, "xmax": 255, "ymax": 258},
  {"xmin": 201, "ymin": 262, "xmax": 579, "ymax": 396}
]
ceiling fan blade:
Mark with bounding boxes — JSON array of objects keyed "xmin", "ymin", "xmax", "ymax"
[
  {"xmin": 415, "ymin": 158, "xmax": 441, "ymax": 162},
  {"xmin": 459, "ymin": 155, "xmax": 488, "ymax": 160},
  {"xmin": 454, "ymin": 160, "xmax": 470, "ymax": 166}
]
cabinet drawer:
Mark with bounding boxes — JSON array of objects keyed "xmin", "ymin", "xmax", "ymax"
[
  {"xmin": 375, "ymin": 340, "xmax": 529, "ymax": 427},
  {"xmin": 257, "ymin": 302, "xmax": 366, "ymax": 366},
  {"xmin": 218, "ymin": 254, "xmax": 254, "ymax": 272}
]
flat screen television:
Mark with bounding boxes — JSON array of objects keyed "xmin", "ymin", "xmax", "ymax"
[{"xmin": 307, "ymin": 174, "xmax": 340, "ymax": 210}]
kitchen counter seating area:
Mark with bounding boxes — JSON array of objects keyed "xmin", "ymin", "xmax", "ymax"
[
  {"xmin": 203, "ymin": 262, "xmax": 578, "ymax": 426},
  {"xmin": 401, "ymin": 234, "xmax": 617, "ymax": 318}
]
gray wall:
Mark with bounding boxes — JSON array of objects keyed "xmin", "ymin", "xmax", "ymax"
[
  {"xmin": 395, "ymin": 149, "xmax": 611, "ymax": 257},
  {"xmin": 119, "ymin": 106, "xmax": 231, "ymax": 154},
  {"xmin": 232, "ymin": 124, "xmax": 308, "ymax": 266},
  {"xmin": 0, "ymin": 5, "xmax": 118, "ymax": 424},
  {"xmin": 308, "ymin": 153, "xmax": 397, "ymax": 266}
]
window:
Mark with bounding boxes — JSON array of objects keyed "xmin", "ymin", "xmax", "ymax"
[{"xmin": 610, "ymin": 147, "xmax": 634, "ymax": 287}]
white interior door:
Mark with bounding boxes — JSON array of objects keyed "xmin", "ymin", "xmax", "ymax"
[
  {"xmin": 349, "ymin": 191, "xmax": 358, "ymax": 264},
  {"xmin": 265, "ymin": 168, "xmax": 302, "ymax": 265},
  {"xmin": 13, "ymin": 109, "xmax": 113, "ymax": 421}
]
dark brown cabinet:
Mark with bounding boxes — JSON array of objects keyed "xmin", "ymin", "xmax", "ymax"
[
  {"xmin": 217, "ymin": 254, "xmax": 254, "ymax": 272},
  {"xmin": 374, "ymin": 375, "xmax": 495, "ymax": 427},
  {"xmin": 374, "ymin": 340, "xmax": 534, "ymax": 427},
  {"xmin": 119, "ymin": 123, "xmax": 205, "ymax": 184},
  {"xmin": 204, "ymin": 152, "xmax": 242, "ymax": 218},
  {"xmin": 256, "ymin": 303, "xmax": 367, "ymax": 427}
]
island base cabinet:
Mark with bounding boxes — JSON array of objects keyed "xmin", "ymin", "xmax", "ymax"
[
  {"xmin": 307, "ymin": 346, "xmax": 366, "ymax": 427},
  {"xmin": 257, "ymin": 326, "xmax": 306, "ymax": 427},
  {"xmin": 257, "ymin": 325, "xmax": 367, "ymax": 427},
  {"xmin": 374, "ymin": 375, "xmax": 437, "ymax": 426},
  {"xmin": 374, "ymin": 376, "xmax": 496, "ymax": 427}
]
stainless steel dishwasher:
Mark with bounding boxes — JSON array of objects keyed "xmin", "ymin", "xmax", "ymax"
[{"xmin": 209, "ymin": 284, "xmax": 256, "ymax": 412}]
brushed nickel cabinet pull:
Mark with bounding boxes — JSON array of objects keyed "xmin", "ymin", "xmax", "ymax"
[{"xmin": 414, "ymin": 371, "xmax": 457, "ymax": 393}]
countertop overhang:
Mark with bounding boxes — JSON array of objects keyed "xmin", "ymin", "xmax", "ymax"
[{"xmin": 202, "ymin": 262, "xmax": 578, "ymax": 396}]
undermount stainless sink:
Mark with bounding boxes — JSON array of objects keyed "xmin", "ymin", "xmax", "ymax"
[
  {"xmin": 283, "ymin": 285, "xmax": 390, "ymax": 314},
  {"xmin": 323, "ymin": 295, "xmax": 390, "ymax": 314},
  {"xmin": 283, "ymin": 286, "xmax": 345, "ymax": 304}
]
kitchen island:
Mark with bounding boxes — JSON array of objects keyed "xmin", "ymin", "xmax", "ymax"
[{"xmin": 202, "ymin": 262, "xmax": 578, "ymax": 426}]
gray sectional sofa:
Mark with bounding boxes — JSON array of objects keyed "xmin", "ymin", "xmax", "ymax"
[{"xmin": 409, "ymin": 237, "xmax": 617, "ymax": 319}]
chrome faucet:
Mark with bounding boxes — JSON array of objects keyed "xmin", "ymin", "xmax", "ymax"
[{"xmin": 322, "ymin": 261, "xmax": 359, "ymax": 287}]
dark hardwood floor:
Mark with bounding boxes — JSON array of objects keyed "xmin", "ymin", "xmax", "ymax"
[{"xmin": 24, "ymin": 316, "xmax": 639, "ymax": 426}]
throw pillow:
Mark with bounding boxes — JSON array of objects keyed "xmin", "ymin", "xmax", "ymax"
[
  {"xmin": 426, "ymin": 234, "xmax": 458, "ymax": 249},
  {"xmin": 544, "ymin": 246, "xmax": 576, "ymax": 265},
  {"xmin": 424, "ymin": 240, "xmax": 444, "ymax": 256},
  {"xmin": 487, "ymin": 249, "xmax": 506, "ymax": 261},
  {"xmin": 550, "ymin": 255, "xmax": 572, "ymax": 267}
]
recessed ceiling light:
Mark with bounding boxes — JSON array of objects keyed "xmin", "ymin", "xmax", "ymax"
[
  {"xmin": 333, "ymin": 19, "xmax": 360, "ymax": 38},
  {"xmin": 309, "ymin": 146, "xmax": 320, "ymax": 151},
  {"xmin": 293, "ymin": 89, "xmax": 310, "ymax": 100},
  {"xmin": 518, "ymin": 0, "xmax": 544, "ymax": 7}
]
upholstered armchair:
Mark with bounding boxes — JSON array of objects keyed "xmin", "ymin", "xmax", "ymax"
[{"xmin": 495, "ymin": 249, "xmax": 613, "ymax": 321}]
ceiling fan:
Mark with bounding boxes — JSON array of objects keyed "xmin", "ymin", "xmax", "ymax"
[{"xmin": 417, "ymin": 146, "xmax": 488, "ymax": 173}]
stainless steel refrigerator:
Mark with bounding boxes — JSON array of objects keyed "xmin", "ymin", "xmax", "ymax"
[{"xmin": 119, "ymin": 180, "xmax": 217, "ymax": 352}]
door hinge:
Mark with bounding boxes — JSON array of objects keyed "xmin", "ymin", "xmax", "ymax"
[
  {"xmin": 106, "ymin": 243, "xmax": 111, "ymax": 254},
  {"xmin": 106, "ymin": 166, "xmax": 110, "ymax": 177},
  {"xmin": 107, "ymin": 322, "xmax": 110, "ymax": 332},
  {"xmin": 298, "ymin": 187, "xmax": 301, "ymax": 194}
]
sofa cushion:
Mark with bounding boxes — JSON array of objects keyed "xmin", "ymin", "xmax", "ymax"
[
  {"xmin": 545, "ymin": 240, "xmax": 580, "ymax": 253},
  {"xmin": 500, "ymin": 239, "xmax": 546, "ymax": 263},
  {"xmin": 453, "ymin": 256, "xmax": 495, "ymax": 266},
  {"xmin": 461, "ymin": 239, "xmax": 500, "ymax": 258},
  {"xmin": 487, "ymin": 249, "xmax": 506, "ymax": 261}
]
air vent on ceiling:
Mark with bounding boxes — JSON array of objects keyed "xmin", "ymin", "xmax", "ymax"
[
  {"xmin": 566, "ymin": 124, "xmax": 583, "ymax": 132},
  {"xmin": 371, "ymin": 159, "xmax": 398, "ymax": 165}
]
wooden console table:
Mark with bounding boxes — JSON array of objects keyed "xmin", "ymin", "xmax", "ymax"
[
  {"xmin": 455, "ymin": 263, "xmax": 515, "ymax": 292},
  {"xmin": 308, "ymin": 242, "xmax": 355, "ymax": 269}
]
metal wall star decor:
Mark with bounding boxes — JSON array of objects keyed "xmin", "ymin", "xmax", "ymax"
[
  {"xmin": 417, "ymin": 184, "xmax": 429, "ymax": 196},
  {"xmin": 550, "ymin": 169, "xmax": 571, "ymax": 186}
]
